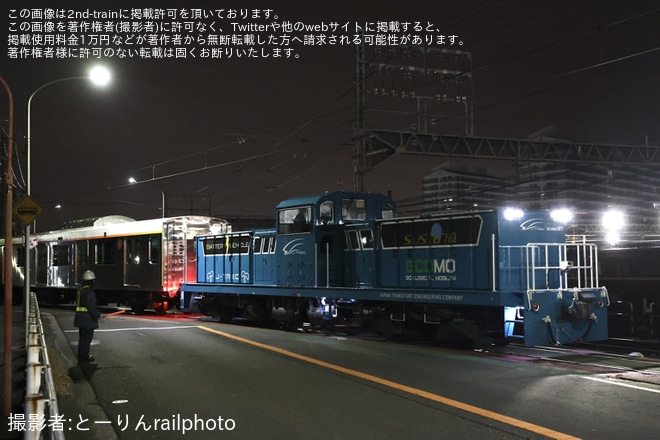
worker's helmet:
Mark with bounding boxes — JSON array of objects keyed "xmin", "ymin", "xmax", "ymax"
[{"xmin": 82, "ymin": 270, "xmax": 96, "ymax": 281}]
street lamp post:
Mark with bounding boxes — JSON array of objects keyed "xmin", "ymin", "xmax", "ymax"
[{"xmin": 23, "ymin": 67, "xmax": 111, "ymax": 336}]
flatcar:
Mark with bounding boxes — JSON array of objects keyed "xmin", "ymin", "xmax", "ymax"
[
  {"xmin": 181, "ymin": 191, "xmax": 610, "ymax": 347},
  {"xmin": 0, "ymin": 215, "xmax": 230, "ymax": 314}
]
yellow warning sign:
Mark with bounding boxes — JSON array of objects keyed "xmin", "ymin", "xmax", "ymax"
[{"xmin": 13, "ymin": 195, "xmax": 44, "ymax": 225}]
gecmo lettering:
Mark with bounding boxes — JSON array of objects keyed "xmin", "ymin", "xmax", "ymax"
[{"xmin": 405, "ymin": 258, "xmax": 456, "ymax": 274}]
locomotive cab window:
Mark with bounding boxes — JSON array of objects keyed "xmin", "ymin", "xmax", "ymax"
[
  {"xmin": 346, "ymin": 230, "xmax": 360, "ymax": 250},
  {"xmin": 319, "ymin": 200, "xmax": 334, "ymax": 224},
  {"xmin": 342, "ymin": 198, "xmax": 366, "ymax": 221},
  {"xmin": 360, "ymin": 229, "xmax": 374, "ymax": 249},
  {"xmin": 278, "ymin": 206, "xmax": 312, "ymax": 235},
  {"xmin": 382, "ymin": 202, "xmax": 395, "ymax": 219}
]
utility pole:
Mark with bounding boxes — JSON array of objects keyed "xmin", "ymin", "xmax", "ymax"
[
  {"xmin": 1, "ymin": 75, "xmax": 15, "ymax": 416},
  {"xmin": 353, "ymin": 37, "xmax": 366, "ymax": 192}
]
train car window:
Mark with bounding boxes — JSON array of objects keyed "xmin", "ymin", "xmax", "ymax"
[
  {"xmin": 149, "ymin": 237, "xmax": 160, "ymax": 264},
  {"xmin": 15, "ymin": 247, "xmax": 25, "ymax": 267},
  {"xmin": 360, "ymin": 229, "xmax": 374, "ymax": 249},
  {"xmin": 382, "ymin": 203, "xmax": 395, "ymax": 219},
  {"xmin": 95, "ymin": 239, "xmax": 115, "ymax": 265},
  {"xmin": 278, "ymin": 207, "xmax": 312, "ymax": 234},
  {"xmin": 342, "ymin": 199, "xmax": 366, "ymax": 221},
  {"xmin": 52, "ymin": 244, "xmax": 69, "ymax": 267},
  {"xmin": 37, "ymin": 244, "xmax": 47, "ymax": 269},
  {"xmin": 76, "ymin": 241, "xmax": 89, "ymax": 266},
  {"xmin": 319, "ymin": 201, "xmax": 334, "ymax": 224},
  {"xmin": 126, "ymin": 239, "xmax": 133, "ymax": 264},
  {"xmin": 254, "ymin": 236, "xmax": 263, "ymax": 254},
  {"xmin": 267, "ymin": 236, "xmax": 276, "ymax": 253},
  {"xmin": 126, "ymin": 239, "xmax": 140, "ymax": 265}
]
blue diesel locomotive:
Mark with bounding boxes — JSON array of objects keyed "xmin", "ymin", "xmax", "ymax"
[{"xmin": 181, "ymin": 191, "xmax": 609, "ymax": 347}]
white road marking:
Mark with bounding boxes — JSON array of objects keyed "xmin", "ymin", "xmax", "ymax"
[{"xmin": 581, "ymin": 375, "xmax": 660, "ymax": 394}]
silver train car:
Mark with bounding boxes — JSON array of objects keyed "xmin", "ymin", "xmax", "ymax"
[{"xmin": 1, "ymin": 215, "xmax": 230, "ymax": 314}]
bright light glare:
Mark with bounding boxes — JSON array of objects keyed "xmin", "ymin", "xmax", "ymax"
[
  {"xmin": 503, "ymin": 207, "xmax": 524, "ymax": 221},
  {"xmin": 89, "ymin": 66, "xmax": 111, "ymax": 86},
  {"xmin": 602, "ymin": 210, "xmax": 625, "ymax": 231},
  {"xmin": 128, "ymin": 177, "xmax": 137, "ymax": 184},
  {"xmin": 605, "ymin": 231, "xmax": 620, "ymax": 245},
  {"xmin": 550, "ymin": 208, "xmax": 573, "ymax": 224}
]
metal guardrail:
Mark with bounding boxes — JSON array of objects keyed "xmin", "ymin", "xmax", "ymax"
[{"xmin": 25, "ymin": 292, "xmax": 64, "ymax": 440}]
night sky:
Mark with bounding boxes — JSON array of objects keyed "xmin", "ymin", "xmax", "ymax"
[{"xmin": 2, "ymin": 1, "xmax": 660, "ymax": 231}]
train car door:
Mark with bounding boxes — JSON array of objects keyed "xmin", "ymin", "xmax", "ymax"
[
  {"xmin": 35, "ymin": 243, "xmax": 47, "ymax": 285},
  {"xmin": 317, "ymin": 228, "xmax": 345, "ymax": 287},
  {"xmin": 124, "ymin": 237, "xmax": 141, "ymax": 287},
  {"xmin": 49, "ymin": 242, "xmax": 74, "ymax": 287},
  {"xmin": 75, "ymin": 240, "xmax": 89, "ymax": 284}
]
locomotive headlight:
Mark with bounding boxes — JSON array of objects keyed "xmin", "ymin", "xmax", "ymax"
[
  {"xmin": 602, "ymin": 209, "xmax": 625, "ymax": 231},
  {"xmin": 550, "ymin": 208, "xmax": 573, "ymax": 224},
  {"xmin": 605, "ymin": 231, "xmax": 620, "ymax": 246},
  {"xmin": 602, "ymin": 209, "xmax": 625, "ymax": 245},
  {"xmin": 503, "ymin": 207, "xmax": 524, "ymax": 221}
]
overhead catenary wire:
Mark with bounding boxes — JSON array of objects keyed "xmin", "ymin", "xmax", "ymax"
[{"xmin": 9, "ymin": 3, "xmax": 660, "ymax": 225}]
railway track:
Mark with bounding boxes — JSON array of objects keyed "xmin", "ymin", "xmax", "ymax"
[{"xmin": 490, "ymin": 340, "xmax": 660, "ymax": 387}]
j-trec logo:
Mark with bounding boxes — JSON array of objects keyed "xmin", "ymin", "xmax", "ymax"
[
  {"xmin": 520, "ymin": 218, "xmax": 563, "ymax": 232},
  {"xmin": 282, "ymin": 238, "xmax": 307, "ymax": 255}
]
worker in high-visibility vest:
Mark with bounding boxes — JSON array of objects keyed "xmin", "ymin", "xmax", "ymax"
[{"xmin": 74, "ymin": 270, "xmax": 101, "ymax": 363}]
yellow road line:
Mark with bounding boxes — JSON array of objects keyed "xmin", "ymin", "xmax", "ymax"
[{"xmin": 197, "ymin": 325, "xmax": 580, "ymax": 440}]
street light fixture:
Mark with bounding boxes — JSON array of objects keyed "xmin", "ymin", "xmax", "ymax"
[
  {"xmin": 27, "ymin": 65, "xmax": 111, "ymax": 196},
  {"xmin": 24, "ymin": 65, "xmax": 111, "ymax": 335},
  {"xmin": 89, "ymin": 66, "xmax": 111, "ymax": 86}
]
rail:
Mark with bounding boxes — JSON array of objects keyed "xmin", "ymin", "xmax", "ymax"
[{"xmin": 25, "ymin": 291, "xmax": 63, "ymax": 440}]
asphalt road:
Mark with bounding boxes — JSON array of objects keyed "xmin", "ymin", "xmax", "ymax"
[{"xmin": 45, "ymin": 308, "xmax": 660, "ymax": 440}]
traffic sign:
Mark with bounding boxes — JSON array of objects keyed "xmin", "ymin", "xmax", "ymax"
[{"xmin": 13, "ymin": 195, "xmax": 44, "ymax": 225}]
